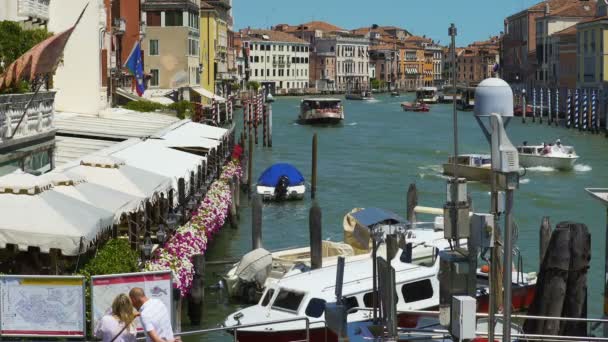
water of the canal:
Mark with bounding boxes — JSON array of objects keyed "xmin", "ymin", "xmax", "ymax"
[{"xmin": 183, "ymin": 93, "xmax": 608, "ymax": 341}]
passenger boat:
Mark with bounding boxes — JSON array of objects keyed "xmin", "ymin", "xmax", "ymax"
[
  {"xmin": 256, "ymin": 163, "xmax": 306, "ymax": 201},
  {"xmin": 298, "ymin": 98, "xmax": 344, "ymax": 125},
  {"xmin": 223, "ymin": 225, "xmax": 536, "ymax": 342},
  {"xmin": 517, "ymin": 140, "xmax": 578, "ymax": 170},
  {"xmin": 456, "ymin": 87, "xmax": 475, "ymax": 111},
  {"xmin": 416, "ymin": 87, "xmax": 439, "ymax": 104},
  {"xmin": 401, "ymin": 101, "xmax": 430, "ymax": 112},
  {"xmin": 345, "ymin": 90, "xmax": 374, "ymax": 101},
  {"xmin": 391, "ymin": 91, "xmax": 401, "ymax": 97},
  {"xmin": 442, "ymin": 154, "xmax": 492, "ymax": 183},
  {"xmin": 438, "ymin": 87, "xmax": 461, "ymax": 103}
]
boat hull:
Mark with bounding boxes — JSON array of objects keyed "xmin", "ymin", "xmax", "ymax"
[
  {"xmin": 345, "ymin": 94, "xmax": 374, "ymax": 100},
  {"xmin": 298, "ymin": 111, "xmax": 344, "ymax": 125},
  {"xmin": 442, "ymin": 163, "xmax": 492, "ymax": 183},
  {"xmin": 256, "ymin": 185, "xmax": 306, "ymax": 201},
  {"xmin": 519, "ymin": 154, "xmax": 578, "ymax": 170},
  {"xmin": 228, "ymin": 284, "xmax": 535, "ymax": 342}
]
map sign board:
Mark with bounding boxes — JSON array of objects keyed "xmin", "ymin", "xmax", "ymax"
[
  {"xmin": 91, "ymin": 271, "xmax": 173, "ymax": 334},
  {"xmin": 0, "ymin": 275, "xmax": 86, "ymax": 337}
]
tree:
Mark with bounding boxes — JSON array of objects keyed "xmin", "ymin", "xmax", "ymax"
[
  {"xmin": 370, "ymin": 78, "xmax": 381, "ymax": 90},
  {"xmin": 0, "ymin": 21, "xmax": 52, "ymax": 93},
  {"xmin": 247, "ymin": 81, "xmax": 260, "ymax": 91}
]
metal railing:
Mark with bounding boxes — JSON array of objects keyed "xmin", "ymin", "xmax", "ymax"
[{"xmin": 134, "ymin": 316, "xmax": 328, "ymax": 342}]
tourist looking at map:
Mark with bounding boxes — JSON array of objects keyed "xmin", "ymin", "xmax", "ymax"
[
  {"xmin": 94, "ymin": 293, "xmax": 137, "ymax": 342},
  {"xmin": 129, "ymin": 287, "xmax": 179, "ymax": 342}
]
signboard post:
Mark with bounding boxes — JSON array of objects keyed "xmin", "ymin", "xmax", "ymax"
[
  {"xmin": 90, "ymin": 271, "xmax": 173, "ymax": 335},
  {"xmin": 0, "ymin": 275, "xmax": 86, "ymax": 338}
]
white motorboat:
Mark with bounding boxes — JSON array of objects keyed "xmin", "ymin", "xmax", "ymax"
[
  {"xmin": 517, "ymin": 141, "xmax": 578, "ymax": 170},
  {"xmin": 298, "ymin": 98, "xmax": 344, "ymax": 125},
  {"xmin": 223, "ymin": 224, "xmax": 537, "ymax": 342},
  {"xmin": 345, "ymin": 89, "xmax": 374, "ymax": 101},
  {"xmin": 442, "ymin": 154, "xmax": 492, "ymax": 183},
  {"xmin": 416, "ymin": 86, "xmax": 439, "ymax": 104},
  {"xmin": 255, "ymin": 163, "xmax": 306, "ymax": 201}
]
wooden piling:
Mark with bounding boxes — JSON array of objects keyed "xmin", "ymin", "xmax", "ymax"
[
  {"xmin": 233, "ymin": 175, "xmax": 240, "ymax": 212},
  {"xmin": 309, "ymin": 203, "xmax": 323, "ymax": 270},
  {"xmin": 263, "ymin": 104, "xmax": 267, "ymax": 147},
  {"xmin": 268, "ymin": 102, "xmax": 273, "ymax": 147},
  {"xmin": 178, "ymin": 177, "xmax": 186, "ymax": 223},
  {"xmin": 311, "ymin": 133, "xmax": 318, "ymax": 199},
  {"xmin": 254, "ymin": 96, "xmax": 259, "ymax": 145},
  {"xmin": 540, "ymin": 216, "xmax": 552, "ymax": 265},
  {"xmin": 187, "ymin": 254, "xmax": 205, "ymax": 326},
  {"xmin": 247, "ymin": 137, "xmax": 253, "ymax": 198},
  {"xmin": 228, "ymin": 178, "xmax": 238, "ymax": 229},
  {"xmin": 251, "ymin": 195, "xmax": 263, "ymax": 250},
  {"xmin": 406, "ymin": 183, "xmax": 418, "ymax": 222}
]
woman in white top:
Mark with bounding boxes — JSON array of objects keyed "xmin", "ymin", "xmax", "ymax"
[{"xmin": 95, "ymin": 293, "xmax": 137, "ymax": 342}]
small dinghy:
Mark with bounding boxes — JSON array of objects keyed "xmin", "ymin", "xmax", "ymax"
[{"xmin": 256, "ymin": 163, "xmax": 306, "ymax": 201}]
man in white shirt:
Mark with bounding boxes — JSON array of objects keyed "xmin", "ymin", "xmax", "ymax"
[{"xmin": 129, "ymin": 287, "xmax": 177, "ymax": 342}]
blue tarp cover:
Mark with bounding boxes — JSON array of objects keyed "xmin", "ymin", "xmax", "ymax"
[
  {"xmin": 351, "ymin": 207, "xmax": 407, "ymax": 228},
  {"xmin": 257, "ymin": 163, "xmax": 305, "ymax": 187}
]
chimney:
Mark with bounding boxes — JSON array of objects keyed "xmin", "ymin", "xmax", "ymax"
[{"xmin": 544, "ymin": 2, "xmax": 550, "ymax": 15}]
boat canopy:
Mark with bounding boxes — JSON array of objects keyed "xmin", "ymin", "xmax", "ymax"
[
  {"xmin": 350, "ymin": 207, "xmax": 407, "ymax": 228},
  {"xmin": 258, "ymin": 163, "xmax": 305, "ymax": 187}
]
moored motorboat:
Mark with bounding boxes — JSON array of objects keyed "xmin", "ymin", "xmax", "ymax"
[
  {"xmin": 442, "ymin": 154, "xmax": 492, "ymax": 183},
  {"xmin": 298, "ymin": 98, "xmax": 344, "ymax": 125},
  {"xmin": 416, "ymin": 86, "xmax": 439, "ymax": 104},
  {"xmin": 401, "ymin": 101, "xmax": 430, "ymax": 112},
  {"xmin": 256, "ymin": 163, "xmax": 306, "ymax": 201},
  {"xmin": 517, "ymin": 140, "xmax": 578, "ymax": 170},
  {"xmin": 223, "ymin": 225, "xmax": 536, "ymax": 342},
  {"xmin": 438, "ymin": 86, "xmax": 461, "ymax": 103},
  {"xmin": 345, "ymin": 90, "xmax": 374, "ymax": 101},
  {"xmin": 456, "ymin": 87, "xmax": 475, "ymax": 111},
  {"xmin": 391, "ymin": 91, "xmax": 401, "ymax": 97},
  {"xmin": 514, "ymin": 104, "xmax": 533, "ymax": 117}
]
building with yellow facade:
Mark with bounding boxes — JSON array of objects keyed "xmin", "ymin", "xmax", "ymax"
[{"xmin": 199, "ymin": 2, "xmax": 217, "ymax": 102}]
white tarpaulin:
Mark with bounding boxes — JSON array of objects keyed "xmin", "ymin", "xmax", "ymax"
[
  {"xmin": 63, "ymin": 163, "xmax": 171, "ymax": 199},
  {"xmin": 0, "ymin": 190, "xmax": 114, "ymax": 255},
  {"xmin": 161, "ymin": 121, "xmax": 228, "ymax": 142},
  {"xmin": 53, "ymin": 182, "xmax": 142, "ymax": 223},
  {"xmin": 110, "ymin": 139, "xmax": 205, "ymax": 190},
  {"xmin": 191, "ymin": 87, "xmax": 226, "ymax": 102}
]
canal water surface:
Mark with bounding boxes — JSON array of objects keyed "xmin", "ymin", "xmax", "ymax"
[{"xmin": 185, "ymin": 93, "xmax": 608, "ymax": 340}]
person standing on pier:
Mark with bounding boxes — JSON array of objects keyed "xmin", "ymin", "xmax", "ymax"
[{"xmin": 129, "ymin": 287, "xmax": 179, "ymax": 342}]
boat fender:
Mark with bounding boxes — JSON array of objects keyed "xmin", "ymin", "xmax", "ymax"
[
  {"xmin": 274, "ymin": 175, "xmax": 290, "ymax": 200},
  {"xmin": 292, "ymin": 262, "xmax": 311, "ymax": 273}
]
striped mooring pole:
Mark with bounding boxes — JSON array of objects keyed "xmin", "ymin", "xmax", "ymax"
[
  {"xmin": 582, "ymin": 89, "xmax": 588, "ymax": 131},
  {"xmin": 547, "ymin": 88, "xmax": 551, "ymax": 125},
  {"xmin": 533, "ymin": 88, "xmax": 537, "ymax": 123},
  {"xmin": 592, "ymin": 90, "xmax": 598, "ymax": 134},
  {"xmin": 539, "ymin": 88, "xmax": 544, "ymax": 124},
  {"xmin": 566, "ymin": 89, "xmax": 572, "ymax": 128},
  {"xmin": 554, "ymin": 88, "xmax": 559, "ymax": 126},
  {"xmin": 574, "ymin": 89, "xmax": 580, "ymax": 129}
]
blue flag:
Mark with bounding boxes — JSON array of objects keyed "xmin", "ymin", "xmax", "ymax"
[{"xmin": 124, "ymin": 41, "xmax": 145, "ymax": 96}]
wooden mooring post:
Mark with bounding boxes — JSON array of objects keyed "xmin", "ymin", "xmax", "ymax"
[
  {"xmin": 406, "ymin": 183, "xmax": 418, "ymax": 222},
  {"xmin": 187, "ymin": 254, "xmax": 205, "ymax": 326},
  {"xmin": 309, "ymin": 203, "xmax": 322, "ymax": 270},
  {"xmin": 251, "ymin": 195, "xmax": 263, "ymax": 250},
  {"xmin": 247, "ymin": 137, "xmax": 253, "ymax": 198},
  {"xmin": 311, "ymin": 133, "xmax": 318, "ymax": 199},
  {"xmin": 540, "ymin": 216, "xmax": 552, "ymax": 266},
  {"xmin": 263, "ymin": 104, "xmax": 268, "ymax": 147},
  {"xmin": 268, "ymin": 102, "xmax": 273, "ymax": 147},
  {"xmin": 228, "ymin": 177, "xmax": 238, "ymax": 229}
]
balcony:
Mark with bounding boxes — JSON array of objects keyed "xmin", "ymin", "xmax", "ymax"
[
  {"xmin": 142, "ymin": 0, "xmax": 199, "ymax": 12},
  {"xmin": 0, "ymin": 91, "xmax": 56, "ymax": 149},
  {"xmin": 272, "ymin": 61, "xmax": 291, "ymax": 68}
]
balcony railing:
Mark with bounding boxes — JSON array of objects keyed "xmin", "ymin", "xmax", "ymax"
[
  {"xmin": 0, "ymin": 91, "xmax": 56, "ymax": 145},
  {"xmin": 272, "ymin": 61, "xmax": 291, "ymax": 68}
]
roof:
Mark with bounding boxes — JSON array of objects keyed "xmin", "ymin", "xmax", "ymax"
[
  {"xmin": 546, "ymin": 1, "xmax": 596, "ymax": 17},
  {"xmin": 241, "ymin": 29, "xmax": 308, "ymax": 44},
  {"xmin": 553, "ymin": 24, "xmax": 577, "ymax": 37},
  {"xmin": 199, "ymin": 1, "xmax": 215, "ymax": 9},
  {"xmin": 578, "ymin": 15, "xmax": 608, "ymax": 26},
  {"xmin": 508, "ymin": 0, "xmax": 588, "ymax": 20},
  {"xmin": 298, "ymin": 21, "xmax": 343, "ymax": 32}
]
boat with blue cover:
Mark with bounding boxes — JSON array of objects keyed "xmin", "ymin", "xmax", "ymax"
[{"xmin": 256, "ymin": 163, "xmax": 306, "ymax": 201}]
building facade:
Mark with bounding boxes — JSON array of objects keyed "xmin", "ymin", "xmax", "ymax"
[
  {"xmin": 242, "ymin": 30, "xmax": 310, "ymax": 94},
  {"xmin": 0, "ymin": 0, "xmax": 50, "ymax": 28},
  {"xmin": 425, "ymin": 45, "xmax": 444, "ymax": 87},
  {"xmin": 456, "ymin": 46, "xmax": 499, "ymax": 85},
  {"xmin": 535, "ymin": 1, "xmax": 596, "ymax": 87},
  {"xmin": 310, "ymin": 52, "xmax": 336, "ymax": 92},
  {"xmin": 369, "ymin": 45, "xmax": 399, "ymax": 90},
  {"xmin": 205, "ymin": 0, "xmax": 233, "ymax": 95},
  {"xmin": 332, "ymin": 33, "xmax": 370, "ymax": 91},
  {"xmin": 200, "ymin": 2, "xmax": 217, "ymax": 96},
  {"xmin": 400, "ymin": 46, "xmax": 424, "ymax": 91},
  {"xmin": 141, "ymin": 0, "xmax": 200, "ymax": 93}
]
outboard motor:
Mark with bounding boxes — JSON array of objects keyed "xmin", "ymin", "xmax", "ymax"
[{"xmin": 274, "ymin": 175, "xmax": 290, "ymax": 200}]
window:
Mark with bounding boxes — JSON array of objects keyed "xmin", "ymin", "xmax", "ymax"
[
  {"xmin": 344, "ymin": 296, "xmax": 359, "ymax": 313},
  {"xmin": 147, "ymin": 11, "xmax": 161, "ymax": 26},
  {"xmin": 287, "ymin": 82, "xmax": 290, "ymax": 88},
  {"xmin": 305, "ymin": 57, "xmax": 309, "ymax": 63},
  {"xmin": 402, "ymin": 279, "xmax": 434, "ymax": 303},
  {"xmin": 267, "ymin": 69, "xmax": 270, "ymax": 76},
  {"xmin": 261, "ymin": 289, "xmax": 274, "ymax": 306},
  {"xmin": 272, "ymin": 290, "xmax": 304, "ymax": 312},
  {"xmin": 165, "ymin": 11, "xmax": 183, "ymax": 26},
  {"xmin": 150, "ymin": 40, "xmax": 159, "ymax": 55},
  {"xmin": 292, "ymin": 46, "xmax": 296, "ymax": 52},
  {"xmin": 287, "ymin": 69, "xmax": 290, "ymax": 77},
  {"xmin": 255, "ymin": 69, "xmax": 258, "ymax": 77},
  {"xmin": 273, "ymin": 69, "xmax": 276, "ymax": 77},
  {"xmin": 254, "ymin": 56, "xmax": 259, "ymax": 63},
  {"xmin": 363, "ymin": 291, "xmax": 378, "ymax": 307},
  {"xmin": 150, "ymin": 69, "xmax": 159, "ymax": 86},
  {"xmin": 305, "ymin": 298, "xmax": 326, "ymax": 318}
]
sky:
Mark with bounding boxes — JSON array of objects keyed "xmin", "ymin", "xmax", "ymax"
[{"xmin": 233, "ymin": 0, "xmax": 542, "ymax": 46}]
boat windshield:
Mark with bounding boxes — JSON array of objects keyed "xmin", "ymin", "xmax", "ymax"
[
  {"xmin": 271, "ymin": 289, "xmax": 305, "ymax": 313},
  {"xmin": 417, "ymin": 90, "xmax": 435, "ymax": 97},
  {"xmin": 260, "ymin": 288, "xmax": 275, "ymax": 307},
  {"xmin": 303, "ymin": 100, "xmax": 341, "ymax": 110}
]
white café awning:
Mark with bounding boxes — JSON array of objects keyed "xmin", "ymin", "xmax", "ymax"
[
  {"xmin": 161, "ymin": 121, "xmax": 228, "ymax": 142},
  {"xmin": 191, "ymin": 87, "xmax": 226, "ymax": 102}
]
